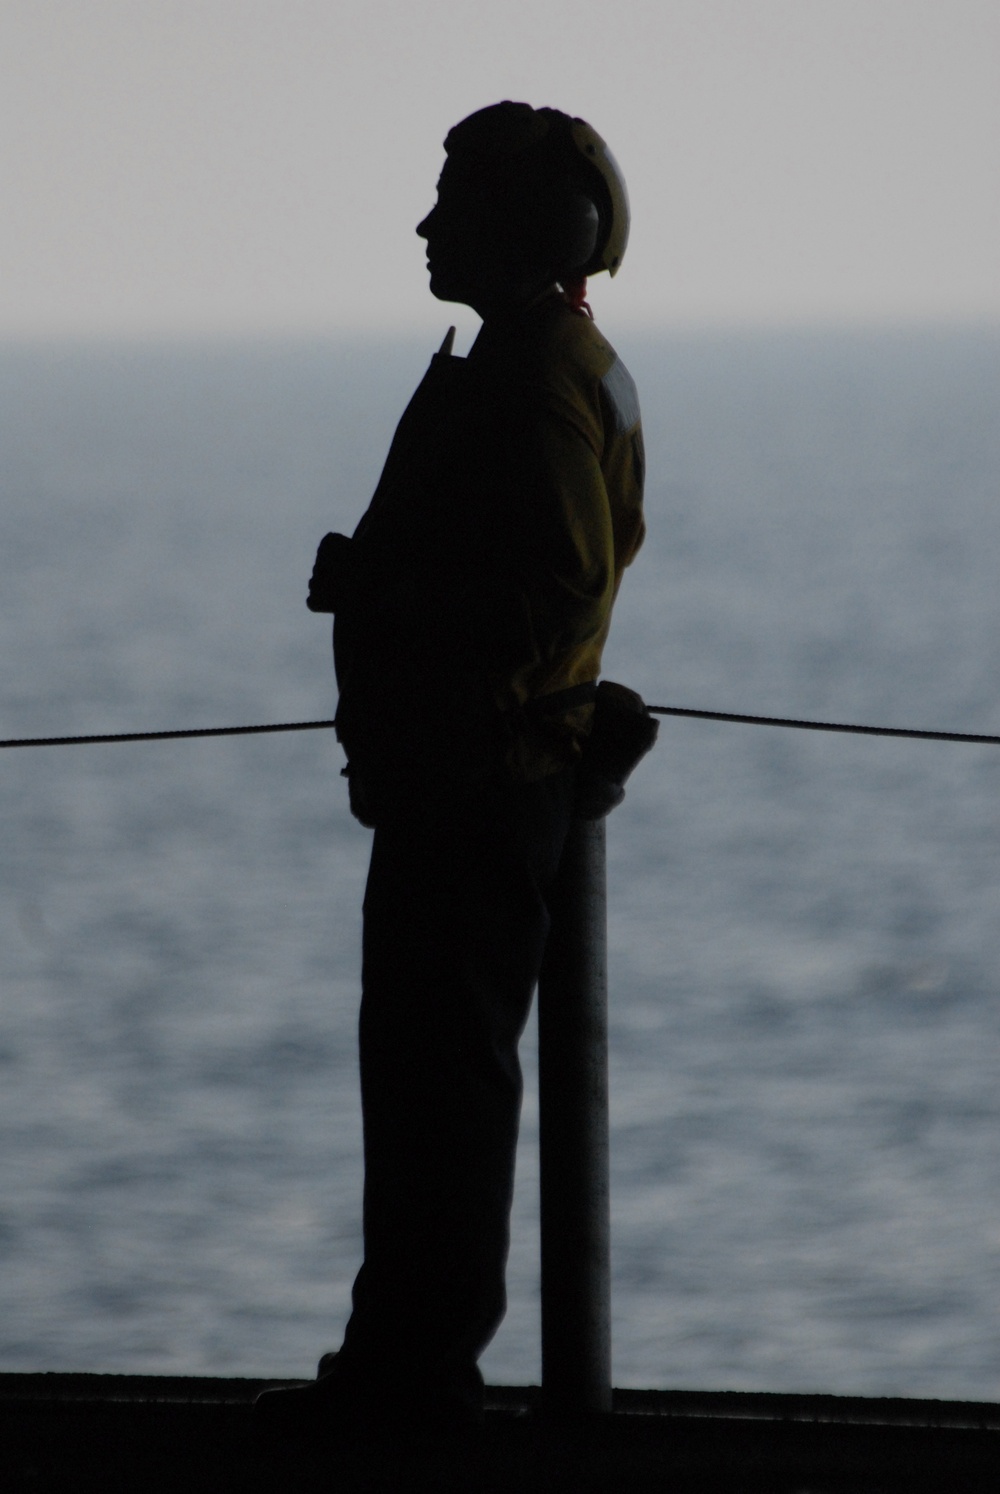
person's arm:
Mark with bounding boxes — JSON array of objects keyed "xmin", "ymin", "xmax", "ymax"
[{"xmin": 498, "ymin": 370, "xmax": 644, "ymax": 706}]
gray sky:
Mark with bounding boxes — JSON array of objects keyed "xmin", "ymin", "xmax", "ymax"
[{"xmin": 1, "ymin": 0, "xmax": 998, "ymax": 339}]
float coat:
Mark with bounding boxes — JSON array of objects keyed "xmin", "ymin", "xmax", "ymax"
[{"xmin": 333, "ymin": 296, "xmax": 645, "ymax": 800}]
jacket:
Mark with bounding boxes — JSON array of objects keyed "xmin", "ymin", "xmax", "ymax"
[{"xmin": 333, "ymin": 295, "xmax": 645, "ymax": 793}]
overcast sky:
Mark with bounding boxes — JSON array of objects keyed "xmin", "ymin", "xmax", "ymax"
[{"xmin": 1, "ymin": 0, "xmax": 998, "ymax": 340}]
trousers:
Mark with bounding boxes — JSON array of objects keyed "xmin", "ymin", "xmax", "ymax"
[{"xmin": 339, "ymin": 768, "xmax": 576, "ymax": 1404}]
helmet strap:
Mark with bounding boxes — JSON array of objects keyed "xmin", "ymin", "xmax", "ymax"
[{"xmin": 560, "ymin": 275, "xmax": 594, "ymax": 319}]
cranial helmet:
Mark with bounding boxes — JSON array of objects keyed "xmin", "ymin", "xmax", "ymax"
[{"xmin": 441, "ymin": 101, "xmax": 630, "ymax": 279}]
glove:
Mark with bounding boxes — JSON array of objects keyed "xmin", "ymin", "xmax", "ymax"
[
  {"xmin": 574, "ymin": 681, "xmax": 659, "ymax": 819},
  {"xmin": 306, "ymin": 532, "xmax": 353, "ymax": 613}
]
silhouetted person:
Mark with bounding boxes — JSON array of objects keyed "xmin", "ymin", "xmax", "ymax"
[{"xmin": 255, "ymin": 100, "xmax": 645, "ymax": 1448}]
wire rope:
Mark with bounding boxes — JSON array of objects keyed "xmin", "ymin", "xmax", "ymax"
[
  {"xmin": 3, "ymin": 708, "xmax": 1000, "ymax": 750},
  {"xmin": 645, "ymin": 705, "xmax": 1000, "ymax": 747},
  {"xmin": 0, "ymin": 720, "xmax": 337, "ymax": 749}
]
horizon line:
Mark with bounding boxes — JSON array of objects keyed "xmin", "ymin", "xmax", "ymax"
[{"xmin": 1, "ymin": 313, "xmax": 999, "ymax": 349}]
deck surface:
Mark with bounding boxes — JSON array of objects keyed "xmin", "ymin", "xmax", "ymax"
[{"xmin": 2, "ymin": 1374, "xmax": 999, "ymax": 1491}]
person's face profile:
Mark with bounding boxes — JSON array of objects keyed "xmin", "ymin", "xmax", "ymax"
[{"xmin": 416, "ymin": 167, "xmax": 499, "ymax": 308}]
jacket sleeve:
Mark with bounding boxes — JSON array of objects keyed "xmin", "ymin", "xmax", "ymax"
[{"xmin": 495, "ymin": 364, "xmax": 644, "ymax": 710}]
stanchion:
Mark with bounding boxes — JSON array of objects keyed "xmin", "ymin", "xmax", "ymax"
[{"xmin": 537, "ymin": 815, "xmax": 612, "ymax": 1415}]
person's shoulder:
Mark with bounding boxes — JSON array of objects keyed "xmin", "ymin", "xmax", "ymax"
[
  {"xmin": 532, "ymin": 304, "xmax": 641, "ymax": 436},
  {"xmin": 529, "ymin": 300, "xmax": 617, "ymax": 380}
]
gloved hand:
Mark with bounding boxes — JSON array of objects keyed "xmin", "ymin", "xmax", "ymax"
[
  {"xmin": 574, "ymin": 681, "xmax": 659, "ymax": 819},
  {"xmin": 306, "ymin": 532, "xmax": 353, "ymax": 613}
]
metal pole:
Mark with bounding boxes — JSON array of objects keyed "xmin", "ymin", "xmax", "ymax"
[{"xmin": 537, "ymin": 814, "xmax": 612, "ymax": 1415}]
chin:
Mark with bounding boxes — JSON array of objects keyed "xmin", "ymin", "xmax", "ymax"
[
  {"xmin": 428, "ymin": 277, "xmax": 462, "ymax": 304},
  {"xmin": 427, "ymin": 268, "xmax": 477, "ymax": 308}
]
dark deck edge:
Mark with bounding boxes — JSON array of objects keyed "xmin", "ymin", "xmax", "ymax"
[
  {"xmin": 4, "ymin": 1374, "xmax": 1000, "ymax": 1492},
  {"xmin": 2, "ymin": 1372, "xmax": 999, "ymax": 1429}
]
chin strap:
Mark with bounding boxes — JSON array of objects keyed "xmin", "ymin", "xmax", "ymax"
[{"xmin": 561, "ymin": 275, "xmax": 594, "ymax": 319}]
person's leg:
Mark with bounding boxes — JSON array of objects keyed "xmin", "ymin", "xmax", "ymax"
[{"xmin": 339, "ymin": 771, "xmax": 574, "ymax": 1413}]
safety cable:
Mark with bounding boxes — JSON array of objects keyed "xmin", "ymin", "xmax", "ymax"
[
  {"xmin": 645, "ymin": 705, "xmax": 1000, "ymax": 747},
  {"xmin": 0, "ymin": 720, "xmax": 337, "ymax": 749},
  {"xmin": 2, "ymin": 708, "xmax": 1000, "ymax": 751}
]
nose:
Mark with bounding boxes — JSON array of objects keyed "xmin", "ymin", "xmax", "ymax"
[{"xmin": 416, "ymin": 207, "xmax": 435, "ymax": 239}]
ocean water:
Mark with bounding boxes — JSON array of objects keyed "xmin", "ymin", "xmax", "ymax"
[{"xmin": 1, "ymin": 328, "xmax": 999, "ymax": 1397}]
